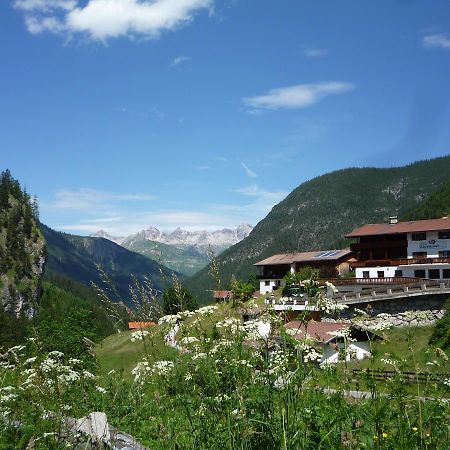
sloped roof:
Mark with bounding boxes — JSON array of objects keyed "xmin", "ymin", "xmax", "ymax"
[
  {"xmin": 128, "ymin": 321, "xmax": 156, "ymax": 329},
  {"xmin": 213, "ymin": 290, "xmax": 232, "ymax": 299},
  {"xmin": 346, "ymin": 217, "xmax": 450, "ymax": 238},
  {"xmin": 285, "ymin": 321, "xmax": 352, "ymax": 343},
  {"xmin": 254, "ymin": 249, "xmax": 353, "ymax": 266}
]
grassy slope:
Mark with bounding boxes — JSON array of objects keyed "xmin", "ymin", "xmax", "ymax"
[{"xmin": 187, "ymin": 156, "xmax": 450, "ymax": 304}]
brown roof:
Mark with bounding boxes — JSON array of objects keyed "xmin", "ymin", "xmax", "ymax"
[
  {"xmin": 213, "ymin": 290, "xmax": 232, "ymax": 299},
  {"xmin": 285, "ymin": 320, "xmax": 351, "ymax": 343},
  {"xmin": 128, "ymin": 321, "xmax": 156, "ymax": 329},
  {"xmin": 346, "ymin": 217, "xmax": 450, "ymax": 238},
  {"xmin": 254, "ymin": 249, "xmax": 353, "ymax": 266}
]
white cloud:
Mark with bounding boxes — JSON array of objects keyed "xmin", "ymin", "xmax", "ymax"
[
  {"xmin": 241, "ymin": 162, "xmax": 257, "ymax": 178},
  {"xmin": 422, "ymin": 33, "xmax": 450, "ymax": 50},
  {"xmin": 170, "ymin": 55, "xmax": 189, "ymax": 66},
  {"xmin": 197, "ymin": 165, "xmax": 211, "ymax": 170},
  {"xmin": 50, "ymin": 188, "xmax": 156, "ymax": 210},
  {"xmin": 304, "ymin": 48, "xmax": 329, "ymax": 58},
  {"xmin": 14, "ymin": 0, "xmax": 212, "ymax": 41},
  {"xmin": 14, "ymin": 0, "xmax": 76, "ymax": 12},
  {"xmin": 243, "ymin": 82, "xmax": 355, "ymax": 113}
]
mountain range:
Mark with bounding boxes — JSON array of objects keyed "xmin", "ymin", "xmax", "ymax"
[
  {"xmin": 90, "ymin": 224, "xmax": 253, "ymax": 276},
  {"xmin": 186, "ymin": 155, "xmax": 450, "ymax": 304},
  {"xmin": 42, "ymin": 224, "xmax": 179, "ymax": 307}
]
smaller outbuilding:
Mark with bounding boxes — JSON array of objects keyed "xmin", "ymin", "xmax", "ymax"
[
  {"xmin": 128, "ymin": 321, "xmax": 156, "ymax": 330},
  {"xmin": 285, "ymin": 320, "xmax": 380, "ymax": 365},
  {"xmin": 254, "ymin": 249, "xmax": 355, "ymax": 294},
  {"xmin": 212, "ymin": 290, "xmax": 233, "ymax": 302}
]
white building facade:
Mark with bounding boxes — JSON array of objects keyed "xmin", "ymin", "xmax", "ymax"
[{"xmin": 349, "ymin": 217, "xmax": 450, "ymax": 280}]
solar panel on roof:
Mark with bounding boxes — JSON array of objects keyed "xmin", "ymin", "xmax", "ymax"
[{"xmin": 314, "ymin": 250, "xmax": 339, "ymax": 258}]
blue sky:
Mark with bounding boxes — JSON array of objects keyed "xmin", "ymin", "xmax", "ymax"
[{"xmin": 1, "ymin": 0, "xmax": 450, "ymax": 235}]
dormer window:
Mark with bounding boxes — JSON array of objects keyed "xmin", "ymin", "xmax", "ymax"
[{"xmin": 411, "ymin": 232, "xmax": 426, "ymax": 241}]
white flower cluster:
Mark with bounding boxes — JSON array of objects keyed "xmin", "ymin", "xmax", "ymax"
[
  {"xmin": 0, "ymin": 386, "xmax": 17, "ymax": 404},
  {"xmin": 216, "ymin": 317, "xmax": 243, "ymax": 334},
  {"xmin": 179, "ymin": 310, "xmax": 196, "ymax": 319},
  {"xmin": 442, "ymin": 378, "xmax": 450, "ymax": 387},
  {"xmin": 131, "ymin": 359, "xmax": 174, "ymax": 382},
  {"xmin": 325, "ymin": 281, "xmax": 339, "ymax": 294},
  {"xmin": 303, "ymin": 347, "xmax": 322, "ymax": 362},
  {"xmin": 196, "ymin": 305, "xmax": 218, "ymax": 316},
  {"xmin": 354, "ymin": 308, "xmax": 369, "ymax": 317},
  {"xmin": 284, "ymin": 328, "xmax": 299, "ymax": 337},
  {"xmin": 326, "ymin": 327, "xmax": 355, "ymax": 341},
  {"xmin": 180, "ymin": 336, "xmax": 199, "ymax": 345},
  {"xmin": 130, "ymin": 330, "xmax": 149, "ymax": 342},
  {"xmin": 158, "ymin": 314, "xmax": 181, "ymax": 326},
  {"xmin": 362, "ymin": 321, "xmax": 392, "ymax": 332},
  {"xmin": 244, "ymin": 320, "xmax": 271, "ymax": 340},
  {"xmin": 381, "ymin": 357, "xmax": 398, "ymax": 367}
]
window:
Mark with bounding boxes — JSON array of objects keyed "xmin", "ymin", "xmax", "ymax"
[
  {"xmin": 362, "ymin": 271, "xmax": 370, "ymax": 278},
  {"xmin": 428, "ymin": 269, "xmax": 440, "ymax": 279},
  {"xmin": 264, "ymin": 280, "xmax": 270, "ymax": 286},
  {"xmin": 377, "ymin": 270, "xmax": 385, "ymax": 278},
  {"xmin": 394, "ymin": 269, "xmax": 403, "ymax": 277},
  {"xmin": 413, "ymin": 251, "xmax": 427, "ymax": 259},
  {"xmin": 412, "ymin": 232, "xmax": 426, "ymax": 241},
  {"xmin": 439, "ymin": 251, "xmax": 450, "ymax": 258},
  {"xmin": 438, "ymin": 231, "xmax": 450, "ymax": 239},
  {"xmin": 414, "ymin": 269, "xmax": 426, "ymax": 278},
  {"xmin": 443, "ymin": 269, "xmax": 450, "ymax": 279}
]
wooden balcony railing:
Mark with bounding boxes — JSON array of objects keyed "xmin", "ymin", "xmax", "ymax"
[{"xmin": 351, "ymin": 257, "xmax": 450, "ymax": 268}]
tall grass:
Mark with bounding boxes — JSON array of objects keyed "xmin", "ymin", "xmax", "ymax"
[{"xmin": 1, "ymin": 289, "xmax": 450, "ymax": 449}]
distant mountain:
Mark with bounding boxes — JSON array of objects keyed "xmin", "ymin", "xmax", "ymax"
[
  {"xmin": 42, "ymin": 224, "xmax": 179, "ymax": 307},
  {"xmin": 186, "ymin": 155, "xmax": 450, "ymax": 304},
  {"xmin": 90, "ymin": 224, "xmax": 253, "ymax": 276},
  {"xmin": 122, "ymin": 240, "xmax": 209, "ymax": 277},
  {"xmin": 90, "ymin": 230, "xmax": 125, "ymax": 245}
]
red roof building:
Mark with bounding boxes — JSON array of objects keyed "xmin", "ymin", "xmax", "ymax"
[{"xmin": 346, "ymin": 215, "xmax": 450, "ymax": 280}]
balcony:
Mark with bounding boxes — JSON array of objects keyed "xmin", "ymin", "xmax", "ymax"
[
  {"xmin": 350, "ymin": 240, "xmax": 408, "ymax": 251},
  {"xmin": 257, "ymin": 274, "xmax": 286, "ymax": 280},
  {"xmin": 351, "ymin": 257, "xmax": 450, "ymax": 268}
]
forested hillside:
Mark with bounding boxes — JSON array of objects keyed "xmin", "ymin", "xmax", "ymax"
[
  {"xmin": 42, "ymin": 225, "xmax": 181, "ymax": 306},
  {"xmin": 187, "ymin": 156, "xmax": 450, "ymax": 304},
  {"xmin": 401, "ymin": 178, "xmax": 450, "ymax": 221},
  {"xmin": 0, "ymin": 170, "xmax": 46, "ymax": 317}
]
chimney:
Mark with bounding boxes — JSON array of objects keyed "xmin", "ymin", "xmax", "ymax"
[
  {"xmin": 443, "ymin": 212, "xmax": 448, "ymax": 219},
  {"xmin": 389, "ymin": 215, "xmax": 398, "ymax": 224}
]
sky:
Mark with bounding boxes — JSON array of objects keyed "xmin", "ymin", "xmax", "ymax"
[{"xmin": 1, "ymin": 0, "xmax": 450, "ymax": 236}]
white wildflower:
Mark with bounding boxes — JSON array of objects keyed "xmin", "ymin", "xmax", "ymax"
[
  {"xmin": 195, "ymin": 305, "xmax": 218, "ymax": 315},
  {"xmin": 180, "ymin": 336, "xmax": 199, "ymax": 345},
  {"xmin": 158, "ymin": 314, "xmax": 181, "ymax": 326},
  {"xmin": 285, "ymin": 328, "xmax": 299, "ymax": 336},
  {"xmin": 131, "ymin": 330, "xmax": 149, "ymax": 342},
  {"xmin": 96, "ymin": 386, "xmax": 107, "ymax": 394}
]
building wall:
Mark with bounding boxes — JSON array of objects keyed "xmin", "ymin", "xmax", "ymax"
[
  {"xmin": 356, "ymin": 263, "xmax": 450, "ymax": 279},
  {"xmin": 407, "ymin": 231, "xmax": 450, "ymax": 258},
  {"xmin": 355, "ymin": 266, "xmax": 398, "ymax": 278},
  {"xmin": 321, "ymin": 341, "xmax": 371, "ymax": 364},
  {"xmin": 259, "ymin": 279, "xmax": 285, "ymax": 294}
]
